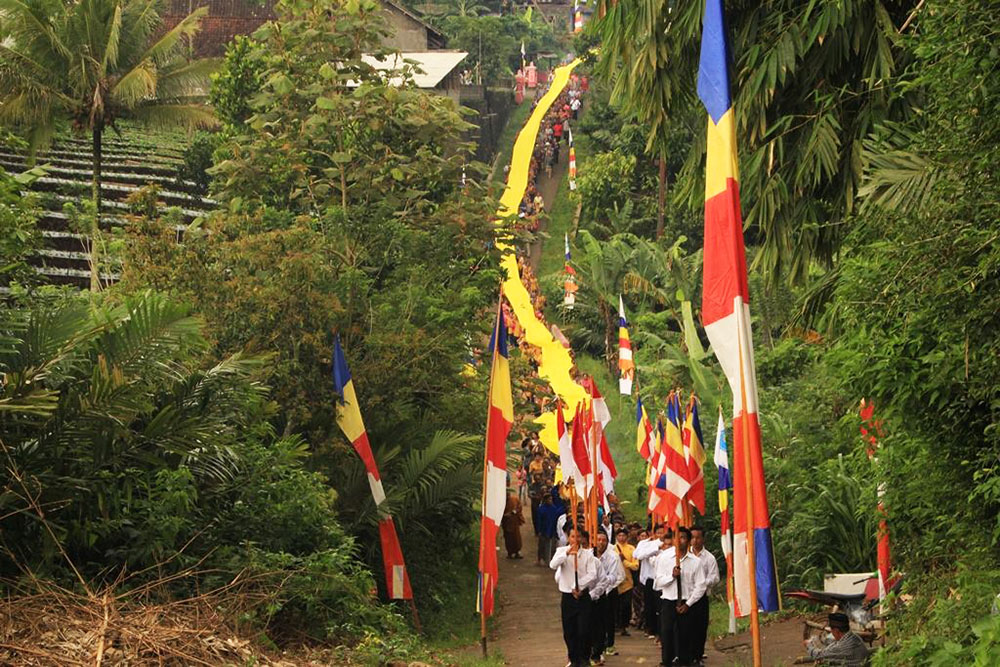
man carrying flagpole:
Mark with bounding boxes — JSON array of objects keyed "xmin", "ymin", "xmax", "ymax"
[
  {"xmin": 698, "ymin": 0, "xmax": 780, "ymax": 662},
  {"xmin": 477, "ymin": 293, "xmax": 514, "ymax": 656}
]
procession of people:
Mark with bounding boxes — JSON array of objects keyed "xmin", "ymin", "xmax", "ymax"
[{"xmin": 548, "ymin": 506, "xmax": 720, "ymax": 667}]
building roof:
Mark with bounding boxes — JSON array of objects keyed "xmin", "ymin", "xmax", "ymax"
[
  {"xmin": 382, "ymin": 0, "xmax": 445, "ymax": 42},
  {"xmin": 361, "ymin": 51, "xmax": 468, "ymax": 88}
]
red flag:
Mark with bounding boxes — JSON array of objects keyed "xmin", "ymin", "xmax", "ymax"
[{"xmin": 571, "ymin": 403, "xmax": 593, "ymax": 491}]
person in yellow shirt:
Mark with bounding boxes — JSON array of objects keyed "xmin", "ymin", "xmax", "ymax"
[{"xmin": 613, "ymin": 529, "xmax": 639, "ymax": 636}]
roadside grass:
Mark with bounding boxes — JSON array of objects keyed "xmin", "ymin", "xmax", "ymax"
[{"xmin": 489, "ymin": 101, "xmax": 534, "ymax": 187}]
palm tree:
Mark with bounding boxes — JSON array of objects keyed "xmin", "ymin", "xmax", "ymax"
[
  {"xmin": 0, "ymin": 0, "xmax": 216, "ymax": 290},
  {"xmin": 591, "ymin": 0, "xmax": 681, "ymax": 240}
]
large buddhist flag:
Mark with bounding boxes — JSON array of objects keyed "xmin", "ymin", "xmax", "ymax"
[
  {"xmin": 715, "ymin": 410, "xmax": 737, "ymax": 633},
  {"xmin": 698, "ymin": 0, "xmax": 779, "ymax": 615},
  {"xmin": 333, "ymin": 337, "xmax": 412, "ymax": 600},
  {"xmin": 618, "ymin": 295, "xmax": 635, "ymax": 395},
  {"xmin": 478, "ymin": 303, "xmax": 513, "ymax": 618},
  {"xmin": 635, "ymin": 397, "xmax": 653, "ymax": 461},
  {"xmin": 683, "ymin": 398, "xmax": 707, "ymax": 515}
]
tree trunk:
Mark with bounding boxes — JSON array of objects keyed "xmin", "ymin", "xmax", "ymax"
[
  {"xmin": 655, "ymin": 157, "xmax": 666, "ymax": 239},
  {"xmin": 90, "ymin": 124, "xmax": 103, "ymax": 292}
]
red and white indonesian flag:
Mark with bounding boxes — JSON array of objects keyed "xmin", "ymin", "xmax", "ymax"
[
  {"xmin": 333, "ymin": 337, "xmax": 412, "ymax": 600},
  {"xmin": 570, "ymin": 402, "xmax": 593, "ymax": 497},
  {"xmin": 557, "ymin": 402, "xmax": 583, "ymax": 497},
  {"xmin": 699, "ymin": 0, "xmax": 779, "ymax": 615},
  {"xmin": 478, "ymin": 303, "xmax": 514, "ymax": 618}
]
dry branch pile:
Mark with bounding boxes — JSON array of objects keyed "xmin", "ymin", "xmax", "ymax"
[{"xmin": 0, "ymin": 576, "xmax": 303, "ymax": 666}]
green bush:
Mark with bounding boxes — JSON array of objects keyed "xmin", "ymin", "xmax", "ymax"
[{"xmin": 177, "ymin": 131, "xmax": 221, "ymax": 194}]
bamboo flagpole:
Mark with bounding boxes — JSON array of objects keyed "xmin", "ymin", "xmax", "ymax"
[{"xmin": 736, "ymin": 312, "xmax": 762, "ymax": 667}]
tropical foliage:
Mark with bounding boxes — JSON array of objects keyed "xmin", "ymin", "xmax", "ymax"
[
  {"xmin": 0, "ymin": 0, "xmax": 216, "ymax": 288},
  {"xmin": 563, "ymin": 0, "xmax": 1000, "ymax": 661}
]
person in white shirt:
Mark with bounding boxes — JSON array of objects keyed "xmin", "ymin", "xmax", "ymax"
[
  {"xmin": 588, "ymin": 531, "xmax": 625, "ymax": 664},
  {"xmin": 689, "ymin": 526, "xmax": 720, "ymax": 661},
  {"xmin": 653, "ymin": 526, "xmax": 707, "ymax": 667},
  {"xmin": 600, "ymin": 513, "xmax": 613, "ymax": 542},
  {"xmin": 632, "ymin": 524, "xmax": 668, "ymax": 638},
  {"xmin": 556, "ymin": 512, "xmax": 570, "ymax": 547},
  {"xmin": 550, "ymin": 528, "xmax": 599, "ymax": 667}
]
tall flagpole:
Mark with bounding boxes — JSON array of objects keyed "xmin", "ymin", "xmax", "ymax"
[
  {"xmin": 736, "ymin": 306, "xmax": 762, "ymax": 667},
  {"xmin": 478, "ymin": 289, "xmax": 504, "ymax": 659}
]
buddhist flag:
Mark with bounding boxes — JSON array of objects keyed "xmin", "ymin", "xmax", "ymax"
[
  {"xmin": 618, "ymin": 295, "xmax": 634, "ymax": 395},
  {"xmin": 520, "ymin": 40, "xmax": 526, "ymax": 70},
  {"xmin": 699, "ymin": 0, "xmax": 779, "ymax": 615},
  {"xmin": 648, "ymin": 419, "xmax": 669, "ymax": 518},
  {"xmin": 564, "ymin": 233, "xmax": 577, "ymax": 309},
  {"xmin": 477, "ymin": 301, "xmax": 513, "ymax": 618},
  {"xmin": 715, "ymin": 410, "xmax": 737, "ymax": 633},
  {"xmin": 333, "ymin": 337, "xmax": 412, "ymax": 600},
  {"xmin": 573, "ymin": 0, "xmax": 583, "ymax": 32},
  {"xmin": 682, "ymin": 398, "xmax": 706, "ymax": 515},
  {"xmin": 663, "ymin": 392, "xmax": 691, "ymax": 523},
  {"xmin": 635, "ymin": 398, "xmax": 653, "ymax": 461}
]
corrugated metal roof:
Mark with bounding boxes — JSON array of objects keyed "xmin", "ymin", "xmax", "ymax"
[{"xmin": 361, "ymin": 51, "xmax": 468, "ymax": 88}]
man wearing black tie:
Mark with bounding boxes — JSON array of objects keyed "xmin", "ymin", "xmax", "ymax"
[
  {"xmin": 653, "ymin": 526, "xmax": 707, "ymax": 667},
  {"xmin": 550, "ymin": 528, "xmax": 599, "ymax": 667}
]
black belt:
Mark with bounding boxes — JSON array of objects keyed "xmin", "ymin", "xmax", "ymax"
[{"xmin": 562, "ymin": 588, "xmax": 591, "ymax": 597}]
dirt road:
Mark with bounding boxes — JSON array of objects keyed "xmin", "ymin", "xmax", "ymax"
[{"xmin": 490, "ymin": 520, "xmax": 808, "ymax": 666}]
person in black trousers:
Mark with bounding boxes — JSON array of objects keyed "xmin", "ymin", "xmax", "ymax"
[
  {"xmin": 633, "ymin": 524, "xmax": 669, "ymax": 637},
  {"xmin": 690, "ymin": 526, "xmax": 720, "ymax": 661},
  {"xmin": 551, "ymin": 528, "xmax": 598, "ymax": 667},
  {"xmin": 653, "ymin": 527, "xmax": 708, "ymax": 667}
]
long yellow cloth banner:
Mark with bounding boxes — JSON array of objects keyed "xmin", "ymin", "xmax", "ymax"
[{"xmin": 496, "ymin": 59, "xmax": 587, "ymax": 453}]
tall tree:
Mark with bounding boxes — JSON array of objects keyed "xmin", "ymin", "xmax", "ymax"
[
  {"xmin": 591, "ymin": 0, "xmax": 678, "ymax": 239},
  {"xmin": 0, "ymin": 0, "xmax": 215, "ymax": 290},
  {"xmin": 592, "ymin": 0, "xmax": 917, "ymax": 282}
]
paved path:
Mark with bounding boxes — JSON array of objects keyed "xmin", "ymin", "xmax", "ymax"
[
  {"xmin": 528, "ymin": 133, "xmax": 569, "ymax": 272},
  {"xmin": 490, "ymin": 520, "xmax": 809, "ymax": 666}
]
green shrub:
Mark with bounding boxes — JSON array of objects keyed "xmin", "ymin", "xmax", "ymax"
[{"xmin": 177, "ymin": 131, "xmax": 220, "ymax": 194}]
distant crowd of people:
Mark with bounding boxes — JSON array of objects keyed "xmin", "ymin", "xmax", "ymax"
[{"xmin": 510, "ymin": 73, "xmax": 588, "ymax": 234}]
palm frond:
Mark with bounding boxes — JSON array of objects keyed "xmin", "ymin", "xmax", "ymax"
[
  {"xmin": 138, "ymin": 6, "xmax": 207, "ymax": 66},
  {"xmin": 129, "ymin": 102, "xmax": 217, "ymax": 129}
]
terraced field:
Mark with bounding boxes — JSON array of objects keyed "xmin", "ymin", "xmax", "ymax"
[{"xmin": 2, "ymin": 128, "xmax": 216, "ymax": 287}]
